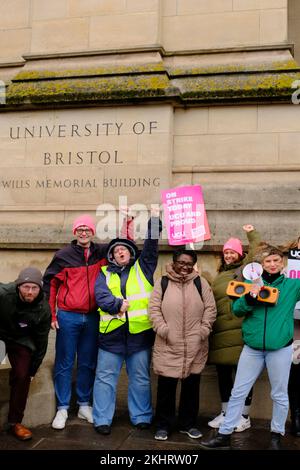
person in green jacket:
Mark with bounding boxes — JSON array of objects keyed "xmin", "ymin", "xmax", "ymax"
[
  {"xmin": 0, "ymin": 267, "xmax": 51, "ymax": 441},
  {"xmin": 208, "ymin": 224, "xmax": 260, "ymax": 432},
  {"xmin": 200, "ymin": 244, "xmax": 300, "ymax": 450}
]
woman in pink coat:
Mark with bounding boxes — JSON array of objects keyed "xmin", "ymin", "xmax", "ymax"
[{"xmin": 149, "ymin": 249, "xmax": 217, "ymax": 441}]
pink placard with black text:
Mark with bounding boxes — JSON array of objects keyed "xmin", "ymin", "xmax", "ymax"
[{"xmin": 161, "ymin": 185, "xmax": 211, "ymax": 245}]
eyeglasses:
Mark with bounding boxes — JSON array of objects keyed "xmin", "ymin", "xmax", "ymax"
[
  {"xmin": 20, "ymin": 285, "xmax": 40, "ymax": 292},
  {"xmin": 76, "ymin": 228, "xmax": 92, "ymax": 235},
  {"xmin": 175, "ymin": 261, "xmax": 194, "ymax": 268}
]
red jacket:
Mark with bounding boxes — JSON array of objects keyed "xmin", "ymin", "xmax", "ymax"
[
  {"xmin": 43, "ymin": 241, "xmax": 107, "ymax": 322},
  {"xmin": 43, "ymin": 217, "xmax": 134, "ymax": 322}
]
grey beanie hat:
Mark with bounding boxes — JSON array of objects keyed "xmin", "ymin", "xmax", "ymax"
[
  {"xmin": 106, "ymin": 238, "xmax": 138, "ymax": 263},
  {"xmin": 15, "ymin": 267, "xmax": 43, "ymax": 288}
]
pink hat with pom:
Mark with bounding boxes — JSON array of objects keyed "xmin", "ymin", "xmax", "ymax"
[
  {"xmin": 223, "ymin": 238, "xmax": 243, "ymax": 257},
  {"xmin": 72, "ymin": 214, "xmax": 95, "ymax": 235}
]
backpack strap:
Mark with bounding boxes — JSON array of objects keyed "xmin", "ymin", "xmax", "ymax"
[
  {"xmin": 161, "ymin": 275, "xmax": 202, "ymax": 301},
  {"xmin": 161, "ymin": 276, "xmax": 169, "ymax": 301},
  {"xmin": 193, "ymin": 276, "xmax": 202, "ymax": 301}
]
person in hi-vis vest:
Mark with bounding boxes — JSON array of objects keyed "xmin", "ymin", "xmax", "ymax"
[{"xmin": 93, "ymin": 208, "xmax": 162, "ymax": 435}]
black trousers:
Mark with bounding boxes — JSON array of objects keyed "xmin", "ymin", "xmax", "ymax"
[
  {"xmin": 155, "ymin": 373, "xmax": 201, "ymax": 432},
  {"xmin": 6, "ymin": 342, "xmax": 32, "ymax": 424},
  {"xmin": 216, "ymin": 364, "xmax": 253, "ymax": 406},
  {"xmin": 288, "ymin": 363, "xmax": 300, "ymax": 413}
]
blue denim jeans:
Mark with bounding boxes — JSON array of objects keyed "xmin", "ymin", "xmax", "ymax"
[
  {"xmin": 219, "ymin": 344, "xmax": 292, "ymax": 436},
  {"xmin": 93, "ymin": 348, "xmax": 152, "ymax": 426},
  {"xmin": 54, "ymin": 310, "xmax": 99, "ymax": 409}
]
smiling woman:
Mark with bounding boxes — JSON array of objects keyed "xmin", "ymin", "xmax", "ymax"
[
  {"xmin": 173, "ymin": 253, "xmax": 196, "ymax": 274},
  {"xmin": 149, "ymin": 248, "xmax": 217, "ymax": 441},
  {"xmin": 200, "ymin": 243, "xmax": 300, "ymax": 450}
]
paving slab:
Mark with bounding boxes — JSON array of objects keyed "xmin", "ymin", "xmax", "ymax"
[{"xmin": 0, "ymin": 412, "xmax": 299, "ymax": 467}]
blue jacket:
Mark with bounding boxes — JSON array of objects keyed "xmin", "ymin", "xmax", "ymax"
[{"xmin": 94, "ymin": 217, "xmax": 161, "ymax": 355}]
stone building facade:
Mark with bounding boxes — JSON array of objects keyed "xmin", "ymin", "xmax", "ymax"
[{"xmin": 0, "ymin": 0, "xmax": 299, "ymax": 426}]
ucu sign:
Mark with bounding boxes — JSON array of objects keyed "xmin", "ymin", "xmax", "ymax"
[{"xmin": 290, "ymin": 250, "xmax": 300, "ymax": 258}]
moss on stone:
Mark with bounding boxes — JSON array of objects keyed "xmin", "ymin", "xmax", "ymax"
[
  {"xmin": 176, "ymin": 71, "xmax": 300, "ymax": 101},
  {"xmin": 14, "ymin": 63, "xmax": 165, "ymax": 81},
  {"xmin": 14, "ymin": 59, "xmax": 298, "ymax": 84},
  {"xmin": 4, "ymin": 63, "xmax": 300, "ymax": 107},
  {"xmin": 7, "ymin": 74, "xmax": 176, "ymax": 105},
  {"xmin": 168, "ymin": 60, "xmax": 299, "ymax": 77},
  {"xmin": 271, "ymin": 59, "xmax": 298, "ymax": 70}
]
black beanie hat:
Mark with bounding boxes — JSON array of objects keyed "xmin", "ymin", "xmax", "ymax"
[
  {"xmin": 15, "ymin": 267, "xmax": 43, "ymax": 288},
  {"xmin": 106, "ymin": 238, "xmax": 139, "ymax": 263}
]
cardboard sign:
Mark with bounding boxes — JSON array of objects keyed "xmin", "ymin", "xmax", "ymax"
[
  {"xmin": 161, "ymin": 185, "xmax": 210, "ymax": 245},
  {"xmin": 287, "ymin": 249, "xmax": 300, "ymax": 312}
]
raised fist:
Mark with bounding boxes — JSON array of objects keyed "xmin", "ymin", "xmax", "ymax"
[{"xmin": 243, "ymin": 224, "xmax": 254, "ymax": 233}]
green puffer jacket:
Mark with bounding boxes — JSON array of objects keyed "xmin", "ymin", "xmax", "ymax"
[
  {"xmin": 208, "ymin": 230, "xmax": 261, "ymax": 365},
  {"xmin": 233, "ymin": 275, "xmax": 300, "ymax": 351},
  {"xmin": 0, "ymin": 282, "xmax": 51, "ymax": 376}
]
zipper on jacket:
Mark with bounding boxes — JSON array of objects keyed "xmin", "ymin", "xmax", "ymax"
[
  {"xmin": 63, "ymin": 271, "xmax": 69, "ymax": 305},
  {"xmin": 86, "ymin": 261, "xmax": 91, "ymax": 313},
  {"xmin": 263, "ymin": 305, "xmax": 268, "ymax": 351},
  {"xmin": 182, "ymin": 283, "xmax": 187, "ymax": 377}
]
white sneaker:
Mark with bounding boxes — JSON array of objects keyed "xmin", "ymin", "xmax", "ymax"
[
  {"xmin": 52, "ymin": 409, "xmax": 68, "ymax": 430},
  {"xmin": 208, "ymin": 411, "xmax": 225, "ymax": 429},
  {"xmin": 78, "ymin": 405, "xmax": 93, "ymax": 424},
  {"xmin": 234, "ymin": 416, "xmax": 251, "ymax": 433}
]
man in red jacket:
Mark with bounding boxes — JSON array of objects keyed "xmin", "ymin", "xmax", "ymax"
[
  {"xmin": 43, "ymin": 213, "xmax": 133, "ymax": 430},
  {"xmin": 43, "ymin": 214, "xmax": 106, "ymax": 430}
]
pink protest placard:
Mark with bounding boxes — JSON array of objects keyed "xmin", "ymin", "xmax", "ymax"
[
  {"xmin": 288, "ymin": 249, "xmax": 300, "ymax": 311},
  {"xmin": 161, "ymin": 185, "xmax": 211, "ymax": 246}
]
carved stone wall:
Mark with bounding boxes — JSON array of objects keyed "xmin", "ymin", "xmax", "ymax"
[{"xmin": 0, "ymin": 1, "xmax": 298, "ymax": 427}]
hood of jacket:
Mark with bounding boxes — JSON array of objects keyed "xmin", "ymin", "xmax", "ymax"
[
  {"xmin": 165, "ymin": 263, "xmax": 199, "ymax": 283},
  {"xmin": 106, "ymin": 238, "xmax": 139, "ymax": 272}
]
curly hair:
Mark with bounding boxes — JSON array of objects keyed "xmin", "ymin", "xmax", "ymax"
[
  {"xmin": 254, "ymin": 243, "xmax": 284, "ymax": 263},
  {"xmin": 172, "ymin": 248, "xmax": 197, "ymax": 265},
  {"xmin": 279, "ymin": 236, "xmax": 300, "ymax": 252}
]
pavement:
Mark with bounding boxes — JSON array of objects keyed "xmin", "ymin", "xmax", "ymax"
[{"xmin": 1, "ymin": 409, "xmax": 300, "ymax": 465}]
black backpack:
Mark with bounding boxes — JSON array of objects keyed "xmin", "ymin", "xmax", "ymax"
[{"xmin": 160, "ymin": 275, "xmax": 203, "ymax": 301}]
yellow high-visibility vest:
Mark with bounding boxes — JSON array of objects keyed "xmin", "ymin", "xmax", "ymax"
[{"xmin": 98, "ymin": 261, "xmax": 153, "ymax": 334}]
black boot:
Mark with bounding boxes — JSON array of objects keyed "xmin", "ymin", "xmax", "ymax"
[
  {"xmin": 267, "ymin": 432, "xmax": 281, "ymax": 450},
  {"xmin": 199, "ymin": 432, "xmax": 231, "ymax": 450},
  {"xmin": 291, "ymin": 409, "xmax": 300, "ymax": 437}
]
